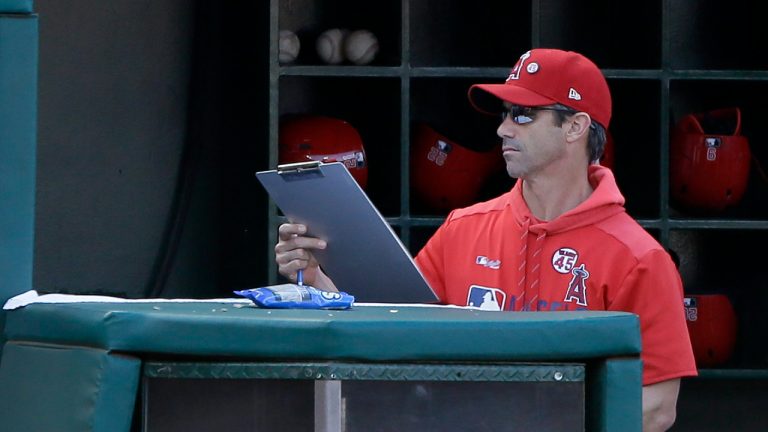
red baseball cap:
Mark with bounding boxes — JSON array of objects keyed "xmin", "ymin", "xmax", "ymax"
[{"xmin": 468, "ymin": 48, "xmax": 612, "ymax": 128}]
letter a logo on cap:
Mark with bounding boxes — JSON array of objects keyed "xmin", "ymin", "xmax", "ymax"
[
  {"xmin": 507, "ymin": 51, "xmax": 531, "ymax": 81},
  {"xmin": 568, "ymin": 88, "xmax": 582, "ymax": 101}
]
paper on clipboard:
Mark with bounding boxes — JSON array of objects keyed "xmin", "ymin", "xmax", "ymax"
[{"xmin": 257, "ymin": 161, "xmax": 438, "ymax": 303}]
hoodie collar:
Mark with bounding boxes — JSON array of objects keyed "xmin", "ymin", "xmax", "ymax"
[{"xmin": 508, "ymin": 165, "xmax": 626, "ymax": 234}]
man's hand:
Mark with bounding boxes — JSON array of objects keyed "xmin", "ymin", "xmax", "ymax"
[{"xmin": 275, "ymin": 223, "xmax": 336, "ymax": 291}]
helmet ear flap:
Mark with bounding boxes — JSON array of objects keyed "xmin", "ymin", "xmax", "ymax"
[
  {"xmin": 670, "ymin": 107, "xmax": 751, "ymax": 213},
  {"xmin": 279, "ymin": 115, "xmax": 368, "ymax": 189}
]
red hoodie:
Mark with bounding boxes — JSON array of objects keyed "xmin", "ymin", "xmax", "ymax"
[{"xmin": 415, "ymin": 165, "xmax": 697, "ymax": 385}]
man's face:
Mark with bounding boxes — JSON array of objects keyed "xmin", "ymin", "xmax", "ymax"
[{"xmin": 496, "ymin": 104, "xmax": 569, "ymax": 179}]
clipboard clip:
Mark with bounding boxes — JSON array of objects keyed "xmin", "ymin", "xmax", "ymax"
[
  {"xmin": 277, "ymin": 160, "xmax": 322, "ymax": 174},
  {"xmin": 276, "ymin": 160, "xmax": 325, "ymax": 181}
]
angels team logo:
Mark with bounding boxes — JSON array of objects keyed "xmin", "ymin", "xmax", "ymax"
[
  {"xmin": 467, "ymin": 285, "xmax": 506, "ymax": 311},
  {"xmin": 563, "ymin": 264, "xmax": 590, "ymax": 306},
  {"xmin": 506, "ymin": 51, "xmax": 531, "ymax": 81},
  {"xmin": 552, "ymin": 247, "xmax": 578, "ymax": 274}
]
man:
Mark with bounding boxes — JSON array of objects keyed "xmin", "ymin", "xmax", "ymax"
[{"xmin": 275, "ymin": 48, "xmax": 697, "ymax": 431}]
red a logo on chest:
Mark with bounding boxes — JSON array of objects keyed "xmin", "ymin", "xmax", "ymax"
[{"xmin": 563, "ymin": 263, "xmax": 590, "ymax": 307}]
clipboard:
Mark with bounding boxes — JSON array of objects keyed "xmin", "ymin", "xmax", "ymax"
[{"xmin": 256, "ymin": 161, "xmax": 438, "ymax": 303}]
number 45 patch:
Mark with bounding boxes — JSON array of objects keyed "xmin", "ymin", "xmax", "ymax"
[{"xmin": 552, "ymin": 247, "xmax": 579, "ymax": 274}]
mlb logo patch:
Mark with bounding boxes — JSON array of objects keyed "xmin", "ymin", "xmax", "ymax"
[{"xmin": 467, "ymin": 285, "xmax": 506, "ymax": 311}]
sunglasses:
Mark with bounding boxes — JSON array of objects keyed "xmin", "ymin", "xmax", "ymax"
[{"xmin": 501, "ymin": 105, "xmax": 578, "ymax": 125}]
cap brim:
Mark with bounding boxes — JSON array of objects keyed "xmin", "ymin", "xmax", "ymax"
[{"xmin": 468, "ymin": 84, "xmax": 557, "ymax": 115}]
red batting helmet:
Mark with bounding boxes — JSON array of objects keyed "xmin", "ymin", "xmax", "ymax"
[
  {"xmin": 599, "ymin": 129, "xmax": 615, "ymax": 170},
  {"xmin": 684, "ymin": 294, "xmax": 738, "ymax": 368},
  {"xmin": 670, "ymin": 107, "xmax": 751, "ymax": 212},
  {"xmin": 411, "ymin": 123, "xmax": 503, "ymax": 213},
  {"xmin": 279, "ymin": 115, "xmax": 368, "ymax": 189}
]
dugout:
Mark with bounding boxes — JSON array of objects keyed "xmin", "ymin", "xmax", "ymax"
[{"xmin": 2, "ymin": 1, "xmax": 768, "ymax": 431}]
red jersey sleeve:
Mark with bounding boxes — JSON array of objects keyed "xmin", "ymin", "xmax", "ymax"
[
  {"xmin": 414, "ymin": 213, "xmax": 454, "ymax": 303},
  {"xmin": 608, "ymin": 248, "xmax": 698, "ymax": 385}
]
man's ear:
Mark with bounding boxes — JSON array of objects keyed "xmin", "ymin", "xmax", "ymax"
[{"xmin": 564, "ymin": 112, "xmax": 592, "ymax": 143}]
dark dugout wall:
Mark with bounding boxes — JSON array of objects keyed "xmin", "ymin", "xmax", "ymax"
[{"xmin": 33, "ymin": 0, "xmax": 269, "ymax": 299}]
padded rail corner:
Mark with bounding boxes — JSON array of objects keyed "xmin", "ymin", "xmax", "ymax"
[{"xmin": 0, "ymin": 342, "xmax": 140, "ymax": 432}]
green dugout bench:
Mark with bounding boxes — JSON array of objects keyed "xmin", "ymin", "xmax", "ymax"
[{"xmin": 0, "ymin": 299, "xmax": 642, "ymax": 431}]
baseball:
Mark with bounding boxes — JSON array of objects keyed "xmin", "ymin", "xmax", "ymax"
[
  {"xmin": 278, "ymin": 30, "xmax": 300, "ymax": 64},
  {"xmin": 344, "ymin": 30, "xmax": 379, "ymax": 65},
  {"xmin": 316, "ymin": 28, "xmax": 347, "ymax": 64}
]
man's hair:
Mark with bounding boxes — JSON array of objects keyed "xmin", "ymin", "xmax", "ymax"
[{"xmin": 550, "ymin": 103, "xmax": 607, "ymax": 163}]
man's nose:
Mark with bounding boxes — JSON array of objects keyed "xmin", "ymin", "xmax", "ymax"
[{"xmin": 497, "ymin": 116, "xmax": 517, "ymax": 139}]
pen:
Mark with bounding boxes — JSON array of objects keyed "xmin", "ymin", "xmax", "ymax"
[{"xmin": 297, "ymin": 269, "xmax": 304, "ymax": 287}]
